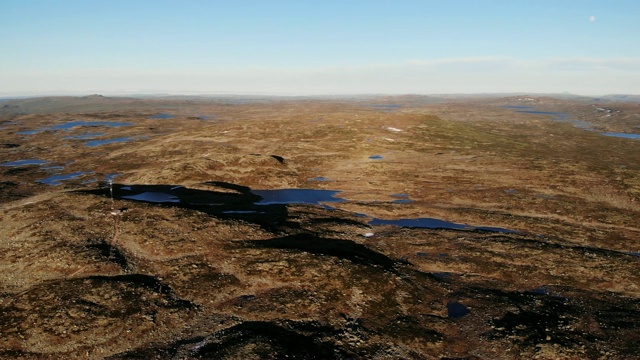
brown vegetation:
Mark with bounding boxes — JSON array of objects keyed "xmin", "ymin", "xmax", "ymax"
[{"xmin": 1, "ymin": 95, "xmax": 639, "ymax": 359}]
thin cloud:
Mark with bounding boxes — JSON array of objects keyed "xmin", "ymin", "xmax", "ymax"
[{"xmin": 544, "ymin": 58, "xmax": 640, "ymax": 72}]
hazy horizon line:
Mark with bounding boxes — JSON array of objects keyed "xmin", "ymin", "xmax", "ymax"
[{"xmin": 2, "ymin": 90, "xmax": 639, "ymax": 100}]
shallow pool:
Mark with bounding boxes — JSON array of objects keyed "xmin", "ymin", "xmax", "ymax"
[{"xmin": 2, "ymin": 159, "xmax": 48, "ymax": 167}]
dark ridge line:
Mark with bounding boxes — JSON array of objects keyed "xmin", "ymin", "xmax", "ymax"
[
  {"xmin": 457, "ymin": 285, "xmax": 640, "ymax": 351},
  {"xmin": 247, "ymin": 153, "xmax": 285, "ymax": 164},
  {"xmin": 242, "ymin": 233, "xmax": 399, "ymax": 272},
  {"xmin": 76, "ymin": 182, "xmax": 289, "ymax": 231},
  {"xmin": 77, "ymin": 181, "xmax": 520, "ymax": 235},
  {"xmin": 188, "ymin": 321, "xmax": 347, "ymax": 359},
  {"xmin": 2, "ymin": 273, "xmax": 197, "ymax": 311},
  {"xmin": 203, "ymin": 180, "xmax": 258, "ymax": 196},
  {"xmin": 86, "ymin": 239, "xmax": 129, "ymax": 270},
  {"xmin": 304, "ymin": 216, "xmax": 370, "ymax": 228},
  {"xmin": 484, "ymin": 234, "xmax": 640, "ymax": 259},
  {"xmin": 270, "ymin": 155, "xmax": 285, "ymax": 164},
  {"xmin": 111, "ymin": 319, "xmax": 351, "ymax": 359},
  {"xmin": 86, "ymin": 274, "xmax": 198, "ymax": 309}
]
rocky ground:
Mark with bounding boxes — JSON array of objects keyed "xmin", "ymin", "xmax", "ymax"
[{"xmin": 1, "ymin": 95, "xmax": 639, "ymax": 359}]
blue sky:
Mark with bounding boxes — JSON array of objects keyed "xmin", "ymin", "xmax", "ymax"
[{"xmin": 1, "ymin": 0, "xmax": 639, "ymax": 96}]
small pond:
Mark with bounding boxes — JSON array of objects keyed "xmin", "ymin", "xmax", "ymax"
[
  {"xmin": 390, "ymin": 193, "xmax": 413, "ymax": 204},
  {"xmin": 2, "ymin": 159, "xmax": 48, "ymax": 167},
  {"xmin": 602, "ymin": 132, "xmax": 640, "ymax": 140},
  {"xmin": 107, "ymin": 184, "xmax": 518, "ymax": 234},
  {"xmin": 504, "ymin": 106, "xmax": 640, "ymax": 140},
  {"xmin": 50, "ymin": 121, "xmax": 132, "ymax": 131},
  {"xmin": 308, "ymin": 176, "xmax": 330, "ymax": 182},
  {"xmin": 447, "ymin": 301, "xmax": 470, "ymax": 319},
  {"xmin": 64, "ymin": 132, "xmax": 104, "ymax": 140},
  {"xmin": 37, "ymin": 171, "xmax": 92, "ymax": 186},
  {"xmin": 85, "ymin": 137, "xmax": 135, "ymax": 147},
  {"xmin": 251, "ymin": 189, "xmax": 346, "ymax": 205},
  {"xmin": 148, "ymin": 113, "xmax": 175, "ymax": 119},
  {"xmin": 122, "ymin": 192, "xmax": 180, "ymax": 203},
  {"xmin": 18, "ymin": 121, "xmax": 131, "ymax": 135},
  {"xmin": 369, "ymin": 217, "xmax": 516, "ymax": 233}
]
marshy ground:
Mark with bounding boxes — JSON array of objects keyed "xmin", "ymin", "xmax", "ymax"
[{"xmin": 1, "ymin": 94, "xmax": 639, "ymax": 359}]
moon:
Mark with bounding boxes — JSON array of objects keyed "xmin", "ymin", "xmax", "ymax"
[{"xmin": 589, "ymin": 15, "xmax": 596, "ymax": 22}]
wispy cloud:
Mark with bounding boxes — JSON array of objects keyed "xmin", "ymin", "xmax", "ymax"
[
  {"xmin": 407, "ymin": 57, "xmax": 518, "ymax": 72},
  {"xmin": 543, "ymin": 57, "xmax": 640, "ymax": 72},
  {"xmin": 409, "ymin": 57, "xmax": 640, "ymax": 73}
]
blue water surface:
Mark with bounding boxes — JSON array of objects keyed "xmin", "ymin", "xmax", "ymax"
[{"xmin": 2, "ymin": 159, "xmax": 48, "ymax": 166}]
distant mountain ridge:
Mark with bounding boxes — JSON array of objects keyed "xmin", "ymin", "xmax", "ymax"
[{"xmin": 1, "ymin": 93, "xmax": 639, "ymax": 115}]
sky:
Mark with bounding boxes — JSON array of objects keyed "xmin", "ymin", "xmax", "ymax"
[{"xmin": 1, "ymin": 0, "xmax": 640, "ymax": 96}]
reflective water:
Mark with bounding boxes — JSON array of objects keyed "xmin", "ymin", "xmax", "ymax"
[
  {"xmin": 602, "ymin": 132, "xmax": 640, "ymax": 140},
  {"xmin": 390, "ymin": 193, "xmax": 413, "ymax": 204},
  {"xmin": 122, "ymin": 192, "xmax": 180, "ymax": 203},
  {"xmin": 447, "ymin": 301, "xmax": 470, "ymax": 319},
  {"xmin": 104, "ymin": 173, "xmax": 120, "ymax": 182},
  {"xmin": 42, "ymin": 165, "xmax": 64, "ymax": 172},
  {"xmin": 505, "ymin": 106, "xmax": 582, "ymax": 125},
  {"xmin": 37, "ymin": 171, "xmax": 91, "ymax": 186},
  {"xmin": 18, "ymin": 121, "xmax": 131, "ymax": 135},
  {"xmin": 105, "ymin": 183, "xmax": 517, "ymax": 234},
  {"xmin": 85, "ymin": 137, "xmax": 134, "ymax": 147},
  {"xmin": 64, "ymin": 132, "xmax": 104, "ymax": 140},
  {"xmin": 504, "ymin": 106, "xmax": 640, "ymax": 139},
  {"xmin": 530, "ymin": 286, "xmax": 551, "ymax": 295},
  {"xmin": 369, "ymin": 104, "xmax": 401, "ymax": 112},
  {"xmin": 368, "ymin": 217, "xmax": 516, "ymax": 233},
  {"xmin": 33, "ymin": 122, "xmax": 128, "ymax": 135},
  {"xmin": 149, "ymin": 113, "xmax": 175, "ymax": 119},
  {"xmin": 50, "ymin": 121, "xmax": 132, "ymax": 131},
  {"xmin": 17, "ymin": 130, "xmax": 41, "ymax": 135},
  {"xmin": 433, "ymin": 272, "xmax": 453, "ymax": 280},
  {"xmin": 391, "ymin": 199, "xmax": 413, "ymax": 204},
  {"xmin": 2, "ymin": 159, "xmax": 48, "ymax": 166},
  {"xmin": 222, "ymin": 210, "xmax": 263, "ymax": 214},
  {"xmin": 251, "ymin": 189, "xmax": 345, "ymax": 205},
  {"xmin": 308, "ymin": 176, "xmax": 330, "ymax": 181},
  {"xmin": 369, "ymin": 155, "xmax": 383, "ymax": 160}
]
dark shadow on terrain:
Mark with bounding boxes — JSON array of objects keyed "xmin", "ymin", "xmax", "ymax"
[
  {"xmin": 381, "ymin": 315, "xmax": 443, "ymax": 342},
  {"xmin": 191, "ymin": 321, "xmax": 345, "ymax": 359},
  {"xmin": 0, "ymin": 350, "xmax": 49, "ymax": 359},
  {"xmin": 86, "ymin": 239, "xmax": 129, "ymax": 270},
  {"xmin": 475, "ymin": 287, "xmax": 640, "ymax": 356},
  {"xmin": 78, "ymin": 182, "xmax": 292, "ymax": 231},
  {"xmin": 488, "ymin": 234, "xmax": 640, "ymax": 259},
  {"xmin": 243, "ymin": 233, "xmax": 399, "ymax": 271},
  {"xmin": 0, "ymin": 181, "xmax": 19, "ymax": 190},
  {"xmin": 86, "ymin": 274, "xmax": 197, "ymax": 310},
  {"xmin": 270, "ymin": 155, "xmax": 285, "ymax": 164},
  {"xmin": 248, "ymin": 153, "xmax": 285, "ymax": 164},
  {"xmin": 78, "ymin": 181, "xmax": 374, "ymax": 232},
  {"xmin": 3, "ymin": 167, "xmax": 33, "ymax": 176},
  {"xmin": 369, "ymin": 217, "xmax": 518, "ymax": 233},
  {"xmin": 111, "ymin": 320, "xmax": 351, "ymax": 359},
  {"xmin": 304, "ymin": 216, "xmax": 371, "ymax": 228}
]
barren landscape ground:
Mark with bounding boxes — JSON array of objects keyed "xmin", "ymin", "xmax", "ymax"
[{"xmin": 1, "ymin": 95, "xmax": 639, "ymax": 359}]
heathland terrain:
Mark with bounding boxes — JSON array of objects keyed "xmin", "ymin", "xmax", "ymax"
[{"xmin": 1, "ymin": 94, "xmax": 639, "ymax": 359}]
